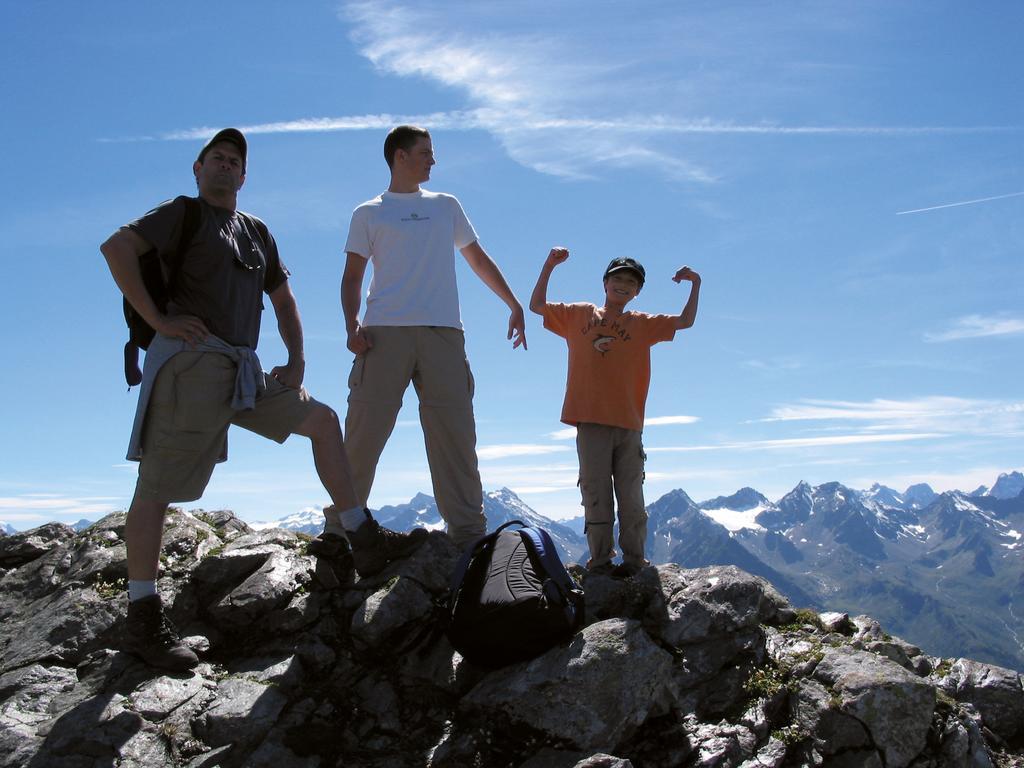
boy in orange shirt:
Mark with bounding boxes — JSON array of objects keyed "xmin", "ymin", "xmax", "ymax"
[{"xmin": 530, "ymin": 248, "xmax": 701, "ymax": 577}]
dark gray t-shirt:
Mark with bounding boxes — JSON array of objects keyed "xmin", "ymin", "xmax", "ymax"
[{"xmin": 126, "ymin": 197, "xmax": 289, "ymax": 348}]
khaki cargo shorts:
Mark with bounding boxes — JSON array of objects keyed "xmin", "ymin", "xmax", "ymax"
[{"xmin": 136, "ymin": 351, "xmax": 318, "ymax": 503}]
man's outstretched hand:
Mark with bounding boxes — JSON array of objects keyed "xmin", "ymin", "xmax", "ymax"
[{"xmin": 508, "ymin": 305, "xmax": 527, "ymax": 350}]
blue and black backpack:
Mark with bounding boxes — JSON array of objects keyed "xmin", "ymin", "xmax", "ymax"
[{"xmin": 444, "ymin": 520, "xmax": 585, "ymax": 667}]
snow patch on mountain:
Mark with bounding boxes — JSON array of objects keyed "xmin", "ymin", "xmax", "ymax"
[
  {"xmin": 702, "ymin": 505, "xmax": 766, "ymax": 533},
  {"xmin": 253, "ymin": 507, "xmax": 324, "ymax": 534}
]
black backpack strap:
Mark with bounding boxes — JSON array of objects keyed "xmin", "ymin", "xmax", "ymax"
[
  {"xmin": 167, "ymin": 196, "xmax": 201, "ymax": 289},
  {"xmin": 123, "ymin": 196, "xmax": 202, "ymax": 387}
]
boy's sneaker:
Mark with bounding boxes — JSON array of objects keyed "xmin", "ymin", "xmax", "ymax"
[
  {"xmin": 347, "ymin": 511, "xmax": 428, "ymax": 577},
  {"xmin": 307, "ymin": 532, "xmax": 356, "ymax": 588},
  {"xmin": 123, "ymin": 595, "xmax": 199, "ymax": 671},
  {"xmin": 586, "ymin": 562, "xmax": 616, "ymax": 578}
]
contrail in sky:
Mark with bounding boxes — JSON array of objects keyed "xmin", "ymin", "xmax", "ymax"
[{"xmin": 896, "ymin": 191, "xmax": 1024, "ymax": 215}]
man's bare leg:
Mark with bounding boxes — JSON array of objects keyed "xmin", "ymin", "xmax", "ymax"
[
  {"xmin": 123, "ymin": 492, "xmax": 198, "ymax": 670},
  {"xmin": 295, "ymin": 402, "xmax": 425, "ymax": 577},
  {"xmin": 293, "ymin": 403, "xmax": 359, "ymax": 510},
  {"xmin": 126, "ymin": 494, "xmax": 169, "ymax": 582}
]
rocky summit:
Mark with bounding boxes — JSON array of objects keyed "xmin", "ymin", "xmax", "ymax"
[{"xmin": 1, "ymin": 511, "xmax": 1022, "ymax": 768}]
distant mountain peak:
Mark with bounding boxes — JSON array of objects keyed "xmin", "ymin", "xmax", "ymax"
[
  {"xmin": 860, "ymin": 484, "xmax": 904, "ymax": 509},
  {"xmin": 989, "ymin": 471, "xmax": 1024, "ymax": 500},
  {"xmin": 903, "ymin": 483, "xmax": 938, "ymax": 509},
  {"xmin": 700, "ymin": 487, "xmax": 769, "ymax": 512},
  {"xmin": 487, "ymin": 487, "xmax": 522, "ymax": 502}
]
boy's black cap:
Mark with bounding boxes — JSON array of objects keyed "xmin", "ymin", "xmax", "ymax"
[
  {"xmin": 196, "ymin": 128, "xmax": 247, "ymax": 170},
  {"xmin": 604, "ymin": 257, "xmax": 645, "ymax": 287}
]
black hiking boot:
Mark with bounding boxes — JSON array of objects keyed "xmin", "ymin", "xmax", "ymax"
[
  {"xmin": 307, "ymin": 532, "xmax": 356, "ymax": 588},
  {"xmin": 123, "ymin": 595, "xmax": 199, "ymax": 672},
  {"xmin": 346, "ymin": 510, "xmax": 428, "ymax": 578},
  {"xmin": 586, "ymin": 562, "xmax": 616, "ymax": 578},
  {"xmin": 612, "ymin": 561, "xmax": 643, "ymax": 579}
]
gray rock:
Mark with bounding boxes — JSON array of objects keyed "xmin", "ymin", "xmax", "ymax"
[
  {"xmin": 191, "ymin": 676, "xmax": 289, "ymax": 751},
  {"xmin": 247, "ymin": 737, "xmax": 321, "ymax": 768},
  {"xmin": 463, "ymin": 618, "xmax": 674, "ymax": 752},
  {"xmin": 581, "ymin": 565, "xmax": 665, "ymax": 629},
  {"xmin": 0, "ymin": 664, "xmax": 78, "ymax": 768},
  {"xmin": 940, "ymin": 658, "xmax": 1024, "ymax": 743},
  {"xmin": 203, "ymin": 548, "xmax": 312, "ymax": 630},
  {"xmin": 0, "ymin": 523, "xmax": 75, "ymax": 569},
  {"xmin": 860, "ymin": 639, "xmax": 915, "ymax": 670},
  {"xmin": 813, "ymin": 646, "xmax": 936, "ymax": 768},
  {"xmin": 573, "ymin": 755, "xmax": 635, "ymax": 768},
  {"xmin": 128, "ymin": 673, "xmax": 210, "ymax": 721},
  {"xmin": 685, "ymin": 718, "xmax": 757, "ymax": 767},
  {"xmin": 225, "ymin": 654, "xmax": 304, "ymax": 694},
  {"xmin": 737, "ymin": 737, "xmax": 788, "ymax": 768},
  {"xmin": 350, "ymin": 575, "xmax": 434, "ymax": 651},
  {"xmin": 655, "ymin": 564, "xmax": 791, "ymax": 647},
  {"xmin": 1, "ymin": 584, "xmax": 124, "ymax": 670},
  {"xmin": 1, "ymin": 511, "xmax": 1021, "ymax": 767},
  {"xmin": 934, "ymin": 706, "xmax": 995, "ymax": 768},
  {"xmin": 517, "ymin": 750, "xmax": 634, "ymax": 768},
  {"xmin": 791, "ymin": 676, "xmax": 871, "ymax": 755},
  {"xmin": 818, "ymin": 611, "xmax": 854, "ymax": 634}
]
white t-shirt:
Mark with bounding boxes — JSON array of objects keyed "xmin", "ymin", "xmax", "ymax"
[{"xmin": 345, "ymin": 189, "xmax": 478, "ymax": 328}]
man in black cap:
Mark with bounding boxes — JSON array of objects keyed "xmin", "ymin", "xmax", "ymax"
[
  {"xmin": 529, "ymin": 248, "xmax": 701, "ymax": 579},
  {"xmin": 101, "ymin": 128, "xmax": 423, "ymax": 671}
]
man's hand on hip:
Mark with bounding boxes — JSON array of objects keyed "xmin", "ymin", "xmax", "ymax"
[
  {"xmin": 347, "ymin": 324, "xmax": 373, "ymax": 355},
  {"xmin": 271, "ymin": 360, "xmax": 305, "ymax": 389},
  {"xmin": 156, "ymin": 314, "xmax": 209, "ymax": 346}
]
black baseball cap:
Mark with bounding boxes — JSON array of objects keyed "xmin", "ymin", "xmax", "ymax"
[
  {"xmin": 604, "ymin": 257, "xmax": 645, "ymax": 287},
  {"xmin": 196, "ymin": 128, "xmax": 247, "ymax": 170}
]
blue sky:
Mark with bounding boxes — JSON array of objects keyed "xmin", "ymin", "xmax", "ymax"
[{"xmin": 2, "ymin": 0, "xmax": 1022, "ymax": 530}]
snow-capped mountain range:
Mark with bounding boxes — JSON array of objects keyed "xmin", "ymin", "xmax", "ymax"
[
  {"xmin": 253, "ymin": 488, "xmax": 586, "ymax": 565},
  {"xmin": 13, "ymin": 472, "xmax": 1017, "ymax": 668},
  {"xmin": 251, "ymin": 471, "xmax": 1024, "ymax": 670},
  {"xmin": 648, "ymin": 473, "xmax": 1024, "ymax": 672}
]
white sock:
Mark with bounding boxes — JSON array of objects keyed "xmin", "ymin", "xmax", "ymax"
[
  {"xmin": 323, "ymin": 505, "xmax": 365, "ymax": 536},
  {"xmin": 340, "ymin": 506, "xmax": 369, "ymax": 532},
  {"xmin": 322, "ymin": 505, "xmax": 345, "ymax": 537},
  {"xmin": 128, "ymin": 580, "xmax": 157, "ymax": 602}
]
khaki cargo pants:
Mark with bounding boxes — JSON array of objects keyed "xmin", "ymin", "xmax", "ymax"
[
  {"xmin": 344, "ymin": 326, "xmax": 486, "ymax": 546},
  {"xmin": 577, "ymin": 422, "xmax": 648, "ymax": 568}
]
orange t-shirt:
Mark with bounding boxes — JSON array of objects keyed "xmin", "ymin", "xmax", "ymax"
[{"xmin": 543, "ymin": 302, "xmax": 677, "ymax": 431}]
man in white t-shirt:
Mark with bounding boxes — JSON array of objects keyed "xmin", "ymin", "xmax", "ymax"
[{"xmin": 341, "ymin": 125, "xmax": 527, "ymax": 546}]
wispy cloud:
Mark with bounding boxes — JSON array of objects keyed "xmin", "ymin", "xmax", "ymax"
[
  {"xmin": 647, "ymin": 432, "xmax": 941, "ymax": 453},
  {"xmin": 645, "ymin": 415, "xmax": 700, "ymax": 426},
  {"xmin": 0, "ymin": 494, "xmax": 122, "ymax": 523},
  {"xmin": 117, "ymin": 2, "xmax": 1021, "ymax": 183},
  {"xmin": 145, "ymin": 112, "xmax": 1012, "ymax": 144},
  {"xmin": 763, "ymin": 396, "xmax": 1024, "ymax": 437},
  {"xmin": 896, "ymin": 191, "xmax": 1024, "ymax": 215},
  {"xmin": 546, "ymin": 416, "xmax": 697, "ymax": 440},
  {"xmin": 334, "ymin": 1, "xmax": 1018, "ymax": 181},
  {"xmin": 743, "ymin": 357, "xmax": 804, "ymax": 374},
  {"xmin": 477, "ymin": 444, "xmax": 572, "ymax": 460},
  {"xmin": 924, "ymin": 314, "xmax": 1024, "ymax": 342}
]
